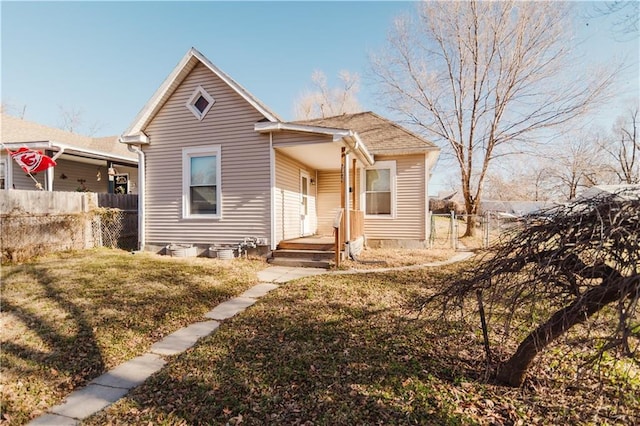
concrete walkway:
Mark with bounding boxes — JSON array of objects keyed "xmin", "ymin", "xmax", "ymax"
[{"xmin": 28, "ymin": 251, "xmax": 473, "ymax": 425}]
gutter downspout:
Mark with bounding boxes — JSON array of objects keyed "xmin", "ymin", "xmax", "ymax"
[
  {"xmin": 269, "ymin": 132, "xmax": 276, "ymax": 251},
  {"xmin": 128, "ymin": 144, "xmax": 146, "ymax": 251},
  {"xmin": 51, "ymin": 147, "xmax": 66, "ymax": 161}
]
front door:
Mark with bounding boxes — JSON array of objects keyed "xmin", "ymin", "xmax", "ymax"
[{"xmin": 300, "ymin": 171, "xmax": 311, "ymax": 236}]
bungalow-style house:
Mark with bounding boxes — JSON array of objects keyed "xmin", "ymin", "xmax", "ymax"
[
  {"xmin": 1, "ymin": 113, "xmax": 138, "ymax": 193},
  {"xmin": 120, "ymin": 48, "xmax": 439, "ymax": 264}
]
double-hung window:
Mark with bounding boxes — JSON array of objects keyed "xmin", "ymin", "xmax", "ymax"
[
  {"xmin": 182, "ymin": 146, "xmax": 221, "ymax": 218},
  {"xmin": 363, "ymin": 160, "xmax": 396, "ymax": 218}
]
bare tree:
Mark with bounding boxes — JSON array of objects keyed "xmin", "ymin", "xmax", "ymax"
[
  {"xmin": 587, "ymin": 1, "xmax": 639, "ymax": 40},
  {"xmin": 371, "ymin": 1, "xmax": 618, "ymax": 236},
  {"xmin": 483, "ymin": 157, "xmax": 556, "ymax": 202},
  {"xmin": 603, "ymin": 107, "xmax": 639, "ymax": 184},
  {"xmin": 58, "ymin": 106, "xmax": 84, "ymax": 134},
  {"xmin": 547, "ymin": 131, "xmax": 614, "ymax": 200},
  {"xmin": 294, "ymin": 70, "xmax": 362, "ymax": 120},
  {"xmin": 57, "ymin": 106, "xmax": 104, "ymax": 136},
  {"xmin": 1, "ymin": 103, "xmax": 27, "ymax": 119},
  {"xmin": 428, "ymin": 187, "xmax": 640, "ymax": 387}
]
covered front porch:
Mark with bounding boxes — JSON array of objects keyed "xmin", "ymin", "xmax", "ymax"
[
  {"xmin": 2, "ymin": 141, "xmax": 138, "ymax": 193},
  {"xmin": 255, "ymin": 121, "xmax": 373, "ymax": 266}
]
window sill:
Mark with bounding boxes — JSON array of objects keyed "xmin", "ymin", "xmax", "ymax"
[
  {"xmin": 183, "ymin": 214, "xmax": 222, "ymax": 220},
  {"xmin": 364, "ymin": 214, "xmax": 396, "ymax": 220}
]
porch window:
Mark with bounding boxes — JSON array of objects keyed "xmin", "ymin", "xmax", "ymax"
[
  {"xmin": 364, "ymin": 160, "xmax": 396, "ymax": 217},
  {"xmin": 182, "ymin": 146, "xmax": 221, "ymax": 218},
  {"xmin": 186, "ymin": 85, "xmax": 215, "ymax": 121}
]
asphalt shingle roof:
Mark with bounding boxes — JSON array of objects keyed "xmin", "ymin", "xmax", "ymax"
[
  {"xmin": 1, "ymin": 113, "xmax": 136, "ymax": 160},
  {"xmin": 293, "ymin": 111, "xmax": 438, "ymax": 155}
]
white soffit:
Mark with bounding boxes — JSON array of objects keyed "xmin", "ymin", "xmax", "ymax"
[{"xmin": 277, "ymin": 143, "xmax": 342, "ymax": 170}]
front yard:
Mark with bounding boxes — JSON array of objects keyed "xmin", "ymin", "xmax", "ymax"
[
  {"xmin": 2, "ymin": 248, "xmax": 638, "ymax": 425},
  {"xmin": 0, "ymin": 249, "xmax": 265, "ymax": 425}
]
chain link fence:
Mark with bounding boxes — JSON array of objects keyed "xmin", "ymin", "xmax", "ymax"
[
  {"xmin": 1, "ymin": 213, "xmax": 92, "ymax": 262},
  {"xmin": 429, "ymin": 211, "xmax": 520, "ymax": 249},
  {"xmin": 1, "ymin": 209, "xmax": 138, "ymax": 262},
  {"xmin": 92, "ymin": 208, "xmax": 138, "ymax": 251}
]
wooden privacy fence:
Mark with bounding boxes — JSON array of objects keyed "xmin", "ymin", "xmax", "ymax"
[{"xmin": 1, "ymin": 191, "xmax": 138, "ymax": 262}]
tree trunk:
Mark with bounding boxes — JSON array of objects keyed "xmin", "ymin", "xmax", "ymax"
[
  {"xmin": 464, "ymin": 214, "xmax": 475, "ymax": 237},
  {"xmin": 496, "ymin": 276, "xmax": 634, "ymax": 387}
]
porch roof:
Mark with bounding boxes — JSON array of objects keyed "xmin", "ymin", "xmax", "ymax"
[
  {"xmin": 1, "ymin": 113, "xmax": 137, "ymax": 165},
  {"xmin": 294, "ymin": 111, "xmax": 440, "ymax": 156},
  {"xmin": 254, "ymin": 121, "xmax": 375, "ymax": 168}
]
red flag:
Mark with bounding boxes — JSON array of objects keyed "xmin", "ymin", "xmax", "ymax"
[{"xmin": 8, "ymin": 147, "xmax": 56, "ymax": 173}]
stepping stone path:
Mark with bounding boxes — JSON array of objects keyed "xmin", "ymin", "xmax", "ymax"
[
  {"xmin": 26, "ymin": 267, "xmax": 314, "ymax": 425},
  {"xmin": 27, "ymin": 261, "xmax": 470, "ymax": 424}
]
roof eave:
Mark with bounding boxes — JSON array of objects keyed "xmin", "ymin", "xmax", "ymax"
[
  {"xmin": 2, "ymin": 140, "xmax": 138, "ymax": 164},
  {"xmin": 254, "ymin": 121, "xmax": 351, "ymax": 138},
  {"xmin": 119, "ymin": 133, "xmax": 149, "ymax": 144},
  {"xmin": 371, "ymin": 146, "xmax": 441, "ymax": 156}
]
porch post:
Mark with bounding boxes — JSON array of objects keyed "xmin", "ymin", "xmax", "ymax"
[
  {"xmin": 45, "ymin": 150, "xmax": 54, "ymax": 191},
  {"xmin": 344, "ymin": 150, "xmax": 350, "ymax": 243},
  {"xmin": 351, "ymin": 158, "xmax": 357, "ymax": 210},
  {"xmin": 107, "ymin": 161, "xmax": 115, "ymax": 194}
]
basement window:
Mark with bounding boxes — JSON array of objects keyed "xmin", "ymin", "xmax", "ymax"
[{"xmin": 186, "ymin": 85, "xmax": 215, "ymax": 120}]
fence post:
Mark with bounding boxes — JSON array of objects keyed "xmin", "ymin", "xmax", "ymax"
[
  {"xmin": 428, "ymin": 211, "xmax": 433, "ymax": 249},
  {"xmin": 450, "ymin": 210, "xmax": 456, "ymax": 249},
  {"xmin": 483, "ymin": 211, "xmax": 490, "ymax": 249}
]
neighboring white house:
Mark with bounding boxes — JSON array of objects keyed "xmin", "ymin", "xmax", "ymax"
[
  {"xmin": 119, "ymin": 48, "xmax": 440, "ymax": 258},
  {"xmin": 1, "ymin": 113, "xmax": 138, "ymax": 193}
]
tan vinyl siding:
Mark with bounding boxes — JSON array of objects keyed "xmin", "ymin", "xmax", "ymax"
[
  {"xmin": 3, "ymin": 158, "xmax": 138, "ymax": 193},
  {"xmin": 316, "ymin": 170, "xmax": 341, "ymax": 236},
  {"xmin": 52, "ymin": 159, "xmax": 108, "ymax": 193},
  {"xmin": 274, "ymin": 150, "xmax": 317, "ymax": 243},
  {"xmin": 364, "ymin": 154, "xmax": 426, "ymax": 240},
  {"xmin": 5, "ymin": 158, "xmax": 32, "ymax": 190},
  {"xmin": 142, "ymin": 62, "xmax": 271, "ymax": 247}
]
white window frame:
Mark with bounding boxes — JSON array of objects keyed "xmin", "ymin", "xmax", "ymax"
[
  {"xmin": 361, "ymin": 160, "xmax": 397, "ymax": 219},
  {"xmin": 182, "ymin": 145, "xmax": 222, "ymax": 219},
  {"xmin": 186, "ymin": 85, "xmax": 215, "ymax": 121}
]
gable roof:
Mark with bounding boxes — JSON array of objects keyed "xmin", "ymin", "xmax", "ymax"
[
  {"xmin": 1, "ymin": 113, "xmax": 136, "ymax": 163},
  {"xmin": 293, "ymin": 111, "xmax": 439, "ymax": 155},
  {"xmin": 121, "ymin": 47, "xmax": 281, "ymax": 140}
]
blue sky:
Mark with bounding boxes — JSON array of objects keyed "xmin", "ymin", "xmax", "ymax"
[
  {"xmin": 1, "ymin": 1, "xmax": 638, "ymax": 192},
  {"xmin": 1, "ymin": 1, "xmax": 417, "ymax": 134},
  {"xmin": 3, "ymin": 1, "xmax": 637, "ymax": 133}
]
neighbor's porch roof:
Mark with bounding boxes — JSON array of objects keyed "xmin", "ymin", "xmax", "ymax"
[{"xmin": 2, "ymin": 140, "xmax": 138, "ymax": 166}]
